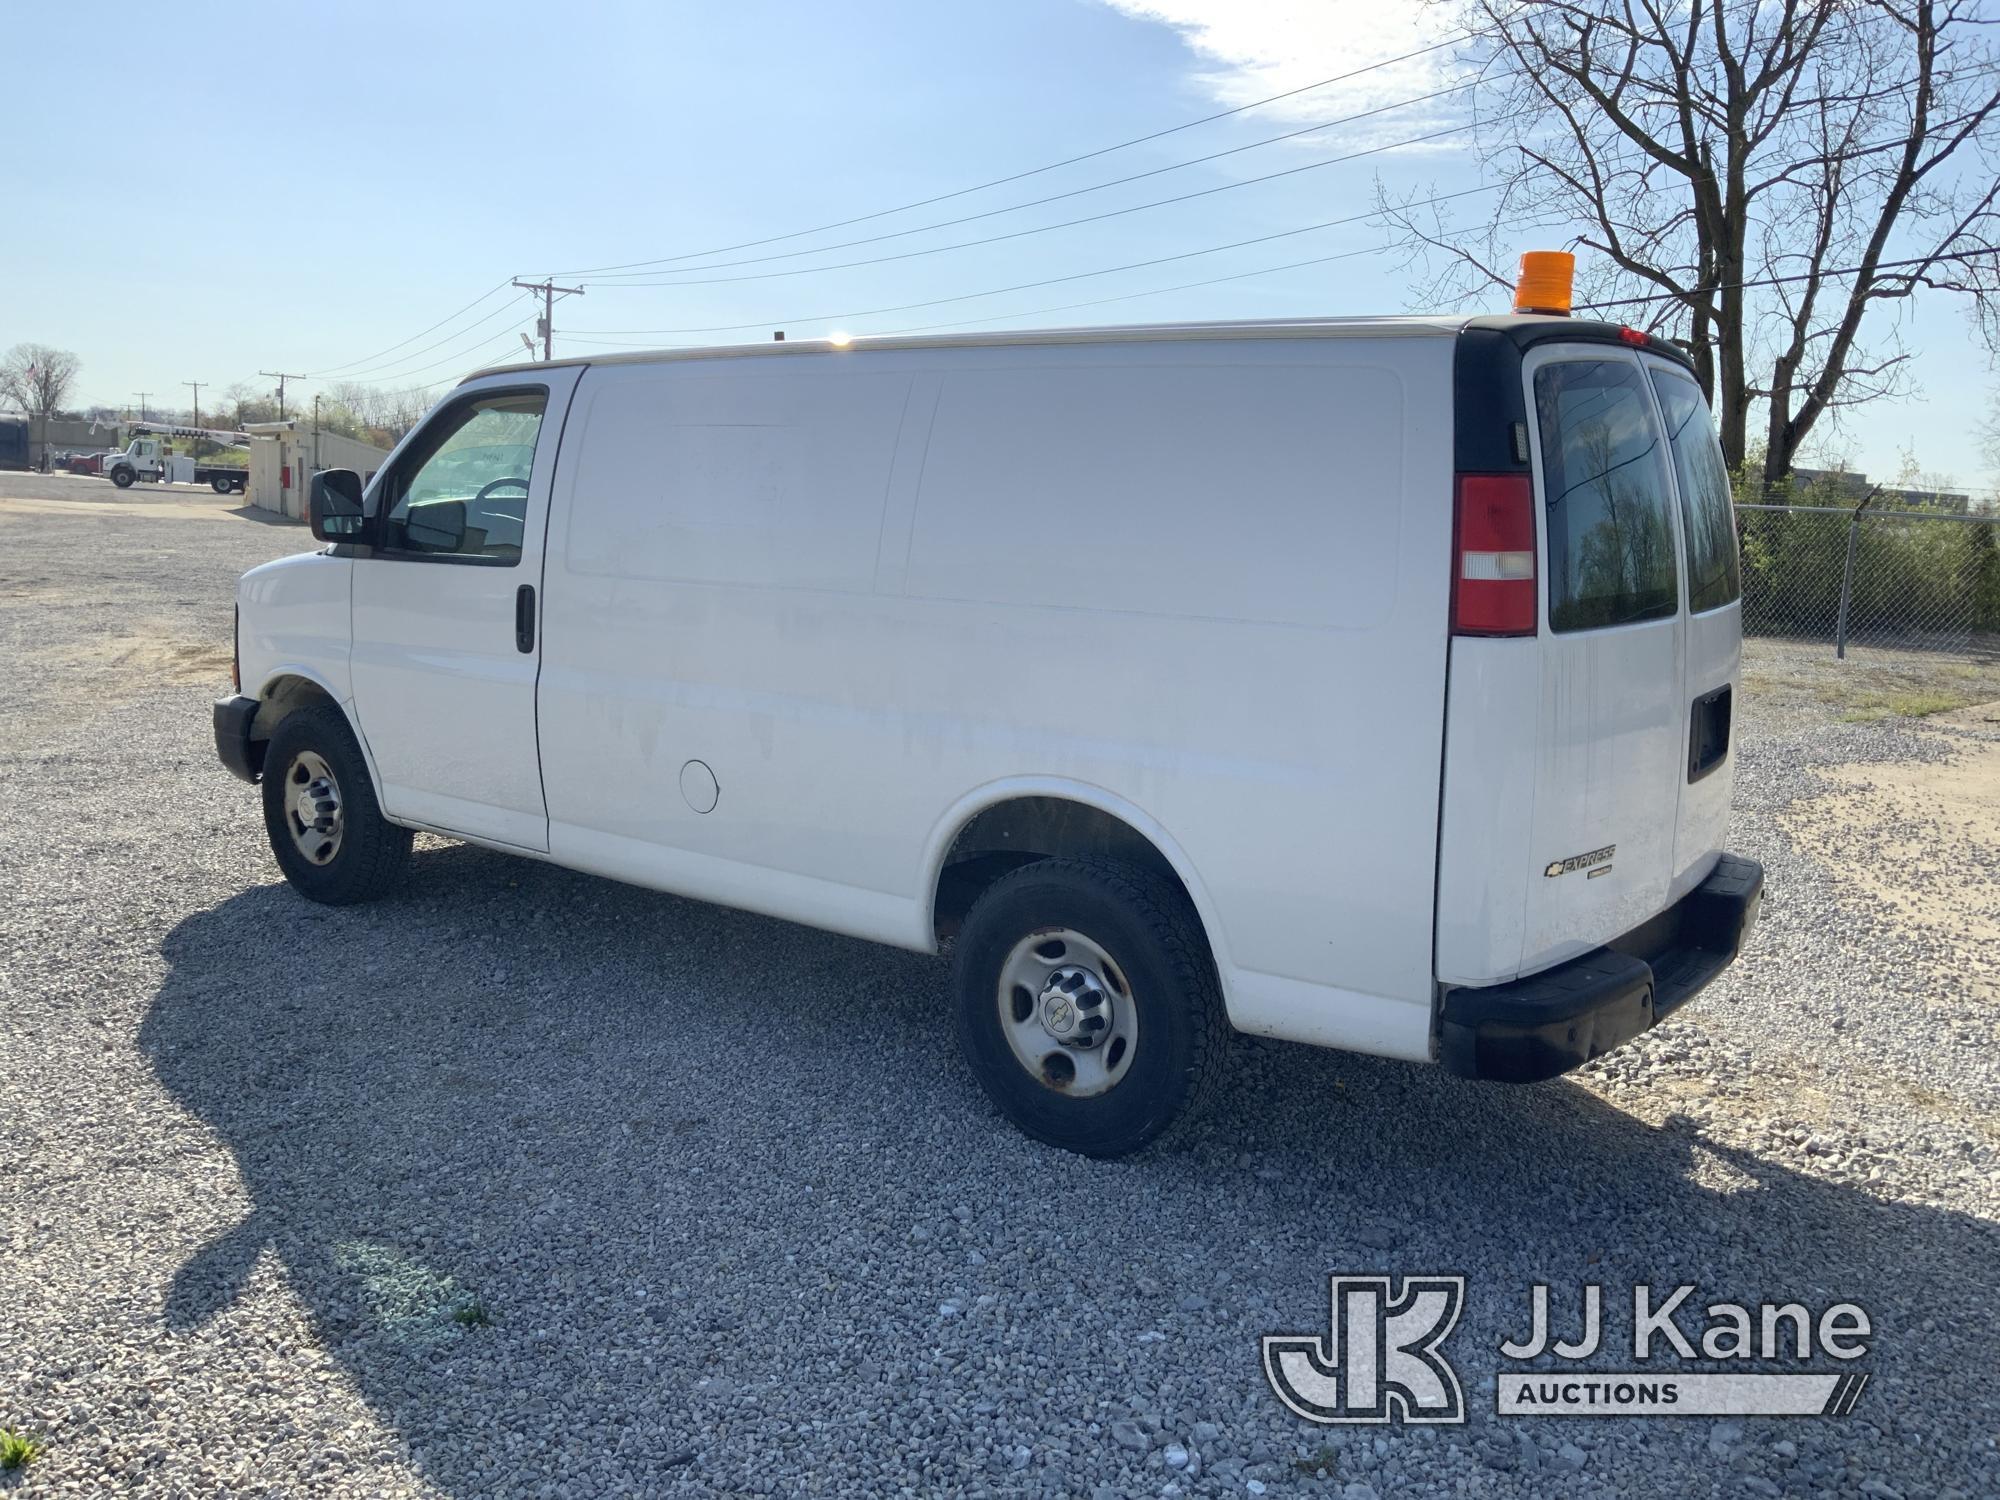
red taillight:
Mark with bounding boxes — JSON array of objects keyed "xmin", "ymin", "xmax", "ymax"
[
  {"xmin": 1452, "ymin": 473, "xmax": 1537, "ymax": 636},
  {"xmin": 1618, "ymin": 325, "xmax": 1648, "ymax": 346}
]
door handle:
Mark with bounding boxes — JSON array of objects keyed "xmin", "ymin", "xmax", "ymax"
[{"xmin": 515, "ymin": 584, "xmax": 536, "ymax": 654}]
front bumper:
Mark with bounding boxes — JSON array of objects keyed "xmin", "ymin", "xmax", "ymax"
[
  {"xmin": 213, "ymin": 694, "xmax": 264, "ymax": 783},
  {"xmin": 1439, "ymin": 853, "xmax": 1764, "ymax": 1082}
]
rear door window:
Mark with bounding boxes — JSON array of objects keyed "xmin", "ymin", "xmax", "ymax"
[
  {"xmin": 1649, "ymin": 368, "xmax": 1742, "ymax": 613},
  {"xmin": 1534, "ymin": 358, "xmax": 1680, "ymax": 632}
]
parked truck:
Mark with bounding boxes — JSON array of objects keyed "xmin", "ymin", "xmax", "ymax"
[{"xmin": 102, "ymin": 422, "xmax": 252, "ymax": 493}]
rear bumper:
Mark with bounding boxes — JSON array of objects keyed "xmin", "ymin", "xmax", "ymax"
[
  {"xmin": 1438, "ymin": 853, "xmax": 1763, "ymax": 1082},
  {"xmin": 213, "ymin": 694, "xmax": 264, "ymax": 783}
]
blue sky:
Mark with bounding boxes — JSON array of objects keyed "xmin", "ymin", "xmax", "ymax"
[{"xmin": 8, "ymin": 0, "xmax": 1994, "ymax": 489}]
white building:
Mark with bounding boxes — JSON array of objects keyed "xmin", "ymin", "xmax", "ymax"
[{"xmin": 243, "ymin": 421, "xmax": 393, "ymax": 519}]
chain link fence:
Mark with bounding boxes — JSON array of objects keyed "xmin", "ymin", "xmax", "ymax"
[{"xmin": 1734, "ymin": 501, "xmax": 2000, "ymax": 660}]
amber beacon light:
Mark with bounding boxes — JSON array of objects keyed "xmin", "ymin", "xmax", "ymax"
[{"xmin": 1512, "ymin": 250, "xmax": 1575, "ymax": 315}]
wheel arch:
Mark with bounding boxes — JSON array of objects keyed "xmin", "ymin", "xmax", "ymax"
[
  {"xmin": 249, "ymin": 670, "xmax": 387, "ymax": 805},
  {"xmin": 921, "ymin": 779, "xmax": 1236, "ymax": 1014}
]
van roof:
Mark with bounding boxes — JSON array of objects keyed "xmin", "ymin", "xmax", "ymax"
[{"xmin": 463, "ymin": 313, "xmax": 1681, "ymax": 382}]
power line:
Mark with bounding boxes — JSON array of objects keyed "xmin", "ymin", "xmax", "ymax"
[
  {"xmin": 867, "ymin": 240, "xmax": 1413, "ymax": 338},
  {"xmin": 584, "ymin": 121, "xmax": 1478, "ymax": 290},
  {"xmin": 570, "ymin": 239, "xmax": 1415, "ymax": 348},
  {"xmin": 306, "ymin": 27, "xmax": 1985, "ymax": 384},
  {"xmin": 558, "ymin": 107, "xmax": 1974, "ymax": 349},
  {"xmin": 580, "ymin": 64, "xmax": 1985, "ymax": 294},
  {"xmin": 289, "ymin": 44, "xmax": 1474, "ymax": 381},
  {"xmin": 338, "ymin": 327, "xmax": 534, "ymax": 388},
  {"xmin": 564, "ymin": 235, "xmax": 2000, "ymax": 358},
  {"xmin": 302, "ymin": 278, "xmax": 519, "ymax": 377},
  {"xmin": 1573, "ymin": 247, "xmax": 2000, "ymax": 310},
  {"xmin": 315, "ymin": 292, "xmax": 540, "ymax": 383},
  {"xmin": 546, "ymin": 36, "xmax": 1469, "ymax": 278},
  {"xmin": 303, "ymin": 36, "xmax": 1981, "ymax": 386},
  {"xmin": 586, "ymin": 81, "xmax": 1482, "ymax": 282},
  {"xmin": 564, "ymin": 184, "xmax": 1501, "ymax": 340}
]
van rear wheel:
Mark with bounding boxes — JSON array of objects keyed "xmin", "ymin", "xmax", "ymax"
[
  {"xmin": 260, "ymin": 703, "xmax": 411, "ymax": 905},
  {"xmin": 951, "ymin": 856, "xmax": 1225, "ymax": 1157}
]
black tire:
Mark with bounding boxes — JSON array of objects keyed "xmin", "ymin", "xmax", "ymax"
[
  {"xmin": 211, "ymin": 475, "xmax": 231, "ymax": 494},
  {"xmin": 260, "ymin": 703, "xmax": 411, "ymax": 905},
  {"xmin": 952, "ymin": 855, "xmax": 1227, "ymax": 1157},
  {"xmin": 110, "ymin": 466, "xmax": 135, "ymax": 489}
]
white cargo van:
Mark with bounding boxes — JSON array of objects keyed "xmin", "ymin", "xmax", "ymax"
[{"xmin": 215, "ymin": 308, "xmax": 1761, "ymax": 1156}]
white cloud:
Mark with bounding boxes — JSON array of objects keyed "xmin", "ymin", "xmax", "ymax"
[{"xmin": 1099, "ymin": 0, "xmax": 1462, "ymax": 144}]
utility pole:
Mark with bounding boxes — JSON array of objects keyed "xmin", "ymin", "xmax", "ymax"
[
  {"xmin": 132, "ymin": 392, "xmax": 151, "ymax": 422},
  {"xmin": 260, "ymin": 369, "xmax": 308, "ymax": 422},
  {"xmin": 512, "ymin": 278, "xmax": 585, "ymax": 360},
  {"xmin": 182, "ymin": 381, "xmax": 204, "ymax": 464}
]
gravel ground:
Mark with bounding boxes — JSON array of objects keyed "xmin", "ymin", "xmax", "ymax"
[
  {"xmin": 2, "ymin": 470, "xmax": 1996, "ymax": 1499},
  {"xmin": 1737, "ymin": 634, "xmax": 2000, "ymax": 736}
]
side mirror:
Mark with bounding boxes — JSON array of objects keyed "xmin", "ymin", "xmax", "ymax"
[
  {"xmin": 308, "ymin": 469, "xmax": 370, "ymax": 544},
  {"xmin": 402, "ymin": 498, "xmax": 467, "ymax": 552}
]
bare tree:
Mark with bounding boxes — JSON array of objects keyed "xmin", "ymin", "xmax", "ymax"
[
  {"xmin": 1377, "ymin": 0, "xmax": 2000, "ymax": 486},
  {"xmin": 377, "ymin": 385, "xmax": 438, "ymax": 439},
  {"xmin": 220, "ymin": 380, "xmax": 284, "ymax": 427},
  {"xmin": 0, "ymin": 343, "xmax": 83, "ymax": 418}
]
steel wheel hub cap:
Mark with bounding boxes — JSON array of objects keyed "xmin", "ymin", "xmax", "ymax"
[
  {"xmin": 285, "ymin": 750, "xmax": 344, "ymax": 865},
  {"xmin": 998, "ymin": 929, "xmax": 1139, "ymax": 1097},
  {"xmin": 1038, "ymin": 965, "xmax": 1111, "ymax": 1045}
]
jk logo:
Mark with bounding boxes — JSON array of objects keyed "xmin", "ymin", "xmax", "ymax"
[{"xmin": 1262, "ymin": 1275, "xmax": 1466, "ymax": 1425}]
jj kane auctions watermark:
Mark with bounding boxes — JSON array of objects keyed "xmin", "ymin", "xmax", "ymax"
[{"xmin": 1263, "ymin": 1276, "xmax": 1872, "ymax": 1424}]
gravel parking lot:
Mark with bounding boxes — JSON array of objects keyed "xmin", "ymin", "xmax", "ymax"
[{"xmin": 2, "ymin": 470, "xmax": 1996, "ymax": 1499}]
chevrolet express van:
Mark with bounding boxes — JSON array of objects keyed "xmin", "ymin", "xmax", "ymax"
[{"xmin": 214, "ymin": 310, "xmax": 1761, "ymax": 1156}]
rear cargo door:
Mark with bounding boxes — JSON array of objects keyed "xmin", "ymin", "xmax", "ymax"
[
  {"xmin": 1644, "ymin": 357, "xmax": 1744, "ymax": 884},
  {"xmin": 1517, "ymin": 346, "xmax": 1688, "ymax": 971}
]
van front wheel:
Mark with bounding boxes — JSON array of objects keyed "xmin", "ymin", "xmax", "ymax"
[
  {"xmin": 260, "ymin": 704, "xmax": 411, "ymax": 905},
  {"xmin": 952, "ymin": 856, "xmax": 1225, "ymax": 1157}
]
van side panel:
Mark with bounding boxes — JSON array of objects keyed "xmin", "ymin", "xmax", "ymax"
[
  {"xmin": 904, "ymin": 364, "xmax": 1401, "ymax": 630},
  {"xmin": 535, "ymin": 337, "xmax": 1456, "ymax": 1061}
]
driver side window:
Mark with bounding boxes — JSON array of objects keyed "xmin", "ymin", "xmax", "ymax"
[{"xmin": 379, "ymin": 389, "xmax": 548, "ymax": 564}]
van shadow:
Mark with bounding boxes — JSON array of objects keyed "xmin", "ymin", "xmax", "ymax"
[
  {"xmin": 225, "ymin": 503, "xmax": 300, "ymax": 527},
  {"xmin": 142, "ymin": 843, "xmax": 1998, "ymax": 1496}
]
